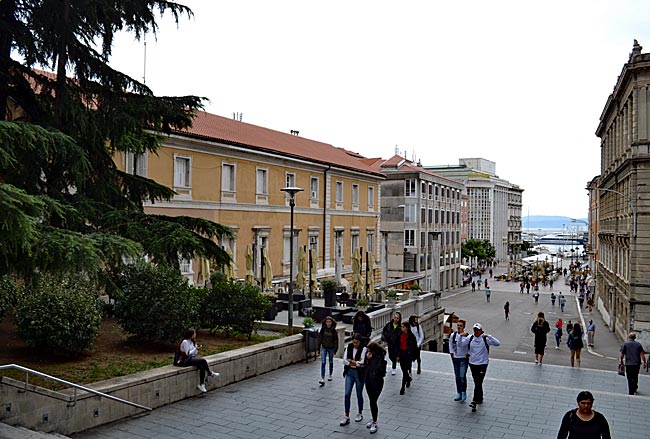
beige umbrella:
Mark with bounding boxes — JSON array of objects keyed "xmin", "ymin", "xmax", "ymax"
[
  {"xmin": 367, "ymin": 251, "xmax": 375, "ymax": 297},
  {"xmin": 224, "ymin": 247, "xmax": 236, "ymax": 280},
  {"xmin": 309, "ymin": 248, "xmax": 318, "ymax": 292},
  {"xmin": 262, "ymin": 247, "xmax": 273, "ymax": 290},
  {"xmin": 295, "ymin": 245, "xmax": 307, "ymax": 290},
  {"xmin": 245, "ymin": 244, "xmax": 254, "ymax": 285},
  {"xmin": 198, "ymin": 258, "xmax": 211, "ymax": 285},
  {"xmin": 351, "ymin": 247, "xmax": 363, "ymax": 296}
]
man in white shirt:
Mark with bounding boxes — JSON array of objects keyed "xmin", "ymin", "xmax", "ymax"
[
  {"xmin": 449, "ymin": 319, "xmax": 470, "ymax": 401},
  {"xmin": 458, "ymin": 323, "xmax": 500, "ymax": 410}
]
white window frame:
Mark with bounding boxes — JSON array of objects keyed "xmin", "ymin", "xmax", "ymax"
[
  {"xmin": 221, "ymin": 162, "xmax": 236, "ymax": 202},
  {"xmin": 368, "ymin": 186, "xmax": 375, "ymax": 211},
  {"xmin": 404, "ymin": 204, "xmax": 417, "ymax": 223},
  {"xmin": 335, "ymin": 181, "xmax": 344, "ymax": 209},
  {"xmin": 404, "ymin": 229, "xmax": 415, "ymax": 247},
  {"xmin": 405, "ymin": 179, "xmax": 416, "ymax": 197},
  {"xmin": 256, "ymin": 167, "xmax": 269, "ymax": 205},
  {"xmin": 125, "ymin": 152, "xmax": 147, "ymax": 177},
  {"xmin": 173, "ymin": 154, "xmax": 192, "ymax": 199},
  {"xmin": 352, "ymin": 184, "xmax": 359, "ymax": 210}
]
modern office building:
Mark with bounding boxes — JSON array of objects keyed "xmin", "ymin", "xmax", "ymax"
[
  {"xmin": 376, "ymin": 155, "xmax": 463, "ymax": 291},
  {"xmin": 424, "ymin": 158, "xmax": 523, "ymax": 275},
  {"xmin": 589, "ymin": 40, "xmax": 650, "ymax": 343}
]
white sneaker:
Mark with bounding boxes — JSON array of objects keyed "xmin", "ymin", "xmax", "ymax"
[
  {"xmin": 339, "ymin": 416, "xmax": 350, "ymax": 426},
  {"xmin": 209, "ymin": 370, "xmax": 220, "ymax": 378},
  {"xmin": 327, "ymin": 374, "xmax": 333, "ymax": 381},
  {"xmin": 355, "ymin": 413, "xmax": 363, "ymax": 422},
  {"xmin": 369, "ymin": 422, "xmax": 377, "ymax": 434},
  {"xmin": 197, "ymin": 384, "xmax": 207, "ymax": 393},
  {"xmin": 366, "ymin": 421, "xmax": 374, "ymax": 428},
  {"xmin": 391, "ymin": 369, "xmax": 396, "ymax": 376}
]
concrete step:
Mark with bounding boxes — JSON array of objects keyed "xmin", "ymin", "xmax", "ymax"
[{"xmin": 0, "ymin": 423, "xmax": 69, "ymax": 439}]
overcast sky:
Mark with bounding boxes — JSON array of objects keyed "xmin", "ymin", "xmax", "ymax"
[{"xmin": 110, "ymin": 0, "xmax": 650, "ymax": 220}]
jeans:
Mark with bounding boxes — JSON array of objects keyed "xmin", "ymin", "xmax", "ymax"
[
  {"xmin": 321, "ymin": 347, "xmax": 334, "ymax": 378},
  {"xmin": 555, "ymin": 333, "xmax": 561, "ymax": 348},
  {"xmin": 344, "ymin": 368, "xmax": 365, "ymax": 414},
  {"xmin": 469, "ymin": 363, "xmax": 488, "ymax": 403},
  {"xmin": 452, "ymin": 356, "xmax": 468, "ymax": 393}
]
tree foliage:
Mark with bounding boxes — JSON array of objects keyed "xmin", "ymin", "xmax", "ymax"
[
  {"xmin": 201, "ymin": 272, "xmax": 272, "ymax": 339},
  {"xmin": 114, "ymin": 262, "xmax": 199, "ymax": 344},
  {"xmin": 461, "ymin": 239, "xmax": 497, "ymax": 261},
  {"xmin": 0, "ymin": 1, "xmax": 231, "ymax": 287},
  {"xmin": 14, "ymin": 272, "xmax": 102, "ymax": 355}
]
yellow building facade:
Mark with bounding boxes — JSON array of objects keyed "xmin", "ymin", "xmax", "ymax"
[{"xmin": 117, "ymin": 111, "xmax": 385, "ymax": 289}]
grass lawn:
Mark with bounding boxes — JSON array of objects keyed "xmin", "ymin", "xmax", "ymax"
[{"xmin": 0, "ymin": 314, "xmax": 280, "ymax": 390}]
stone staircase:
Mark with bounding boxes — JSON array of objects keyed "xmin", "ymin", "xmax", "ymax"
[{"xmin": 0, "ymin": 423, "xmax": 69, "ymax": 439}]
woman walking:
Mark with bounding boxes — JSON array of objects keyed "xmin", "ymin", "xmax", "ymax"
[
  {"xmin": 382, "ymin": 311, "xmax": 402, "ymax": 375},
  {"xmin": 554, "ymin": 318, "xmax": 563, "ymax": 349},
  {"xmin": 504, "ymin": 301, "xmax": 510, "ymax": 320},
  {"xmin": 567, "ymin": 322, "xmax": 584, "ymax": 367},
  {"xmin": 531, "ymin": 312, "xmax": 550, "ymax": 365},
  {"xmin": 557, "ymin": 391, "xmax": 611, "ymax": 439},
  {"xmin": 364, "ymin": 342, "xmax": 387, "ymax": 434},
  {"xmin": 352, "ymin": 311, "xmax": 372, "ymax": 348},
  {"xmin": 397, "ymin": 322, "xmax": 417, "ymax": 395},
  {"xmin": 340, "ymin": 334, "xmax": 367, "ymax": 426},
  {"xmin": 409, "ymin": 315, "xmax": 425, "ymax": 374},
  {"xmin": 317, "ymin": 316, "xmax": 338, "ymax": 386}
]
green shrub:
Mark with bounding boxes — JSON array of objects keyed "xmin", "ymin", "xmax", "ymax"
[
  {"xmin": 0, "ymin": 275, "xmax": 19, "ymax": 322},
  {"xmin": 14, "ymin": 273, "xmax": 101, "ymax": 355},
  {"xmin": 114, "ymin": 262, "xmax": 198, "ymax": 343},
  {"xmin": 202, "ymin": 277, "xmax": 271, "ymax": 338}
]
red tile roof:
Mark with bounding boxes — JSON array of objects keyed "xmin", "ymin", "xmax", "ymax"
[{"xmin": 178, "ymin": 111, "xmax": 384, "ymax": 178}]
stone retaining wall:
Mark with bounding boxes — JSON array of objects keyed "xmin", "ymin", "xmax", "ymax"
[{"xmin": 0, "ymin": 334, "xmax": 306, "ymax": 435}]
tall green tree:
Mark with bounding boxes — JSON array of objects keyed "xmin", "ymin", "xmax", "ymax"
[
  {"xmin": 461, "ymin": 239, "xmax": 496, "ymax": 261},
  {"xmin": 0, "ymin": 1, "xmax": 230, "ymax": 287}
]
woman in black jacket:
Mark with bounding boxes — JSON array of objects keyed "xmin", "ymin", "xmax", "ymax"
[
  {"xmin": 317, "ymin": 316, "xmax": 338, "ymax": 386},
  {"xmin": 353, "ymin": 311, "xmax": 372, "ymax": 347},
  {"xmin": 364, "ymin": 342, "xmax": 387, "ymax": 434},
  {"xmin": 397, "ymin": 321, "xmax": 418, "ymax": 395},
  {"xmin": 531, "ymin": 312, "xmax": 551, "ymax": 365}
]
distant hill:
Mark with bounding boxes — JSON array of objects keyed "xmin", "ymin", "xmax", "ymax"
[{"xmin": 522, "ymin": 216, "xmax": 588, "ymax": 230}]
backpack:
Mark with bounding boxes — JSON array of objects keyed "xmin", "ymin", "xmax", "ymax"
[
  {"xmin": 173, "ymin": 342, "xmax": 186, "ymax": 366},
  {"xmin": 468, "ymin": 335, "xmax": 490, "ymax": 353}
]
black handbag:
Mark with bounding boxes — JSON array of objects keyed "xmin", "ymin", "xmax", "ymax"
[{"xmin": 618, "ymin": 363, "xmax": 625, "ymax": 376}]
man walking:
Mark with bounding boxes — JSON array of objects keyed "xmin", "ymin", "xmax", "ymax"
[
  {"xmin": 587, "ymin": 320, "xmax": 596, "ymax": 347},
  {"xmin": 559, "ymin": 293, "xmax": 566, "ymax": 312},
  {"xmin": 449, "ymin": 319, "xmax": 469, "ymax": 402},
  {"xmin": 620, "ymin": 332, "xmax": 646, "ymax": 395},
  {"xmin": 458, "ymin": 323, "xmax": 501, "ymax": 411},
  {"xmin": 485, "ymin": 287, "xmax": 491, "ymax": 303}
]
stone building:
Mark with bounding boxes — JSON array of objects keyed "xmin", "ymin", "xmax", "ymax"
[
  {"xmin": 376, "ymin": 155, "xmax": 463, "ymax": 291},
  {"xmin": 590, "ymin": 40, "xmax": 650, "ymax": 343},
  {"xmin": 424, "ymin": 158, "xmax": 523, "ymax": 274}
]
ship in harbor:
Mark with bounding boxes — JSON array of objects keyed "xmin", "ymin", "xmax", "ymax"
[{"xmin": 535, "ymin": 232, "xmax": 585, "ymax": 246}]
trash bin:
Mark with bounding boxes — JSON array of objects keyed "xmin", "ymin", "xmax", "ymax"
[
  {"xmin": 429, "ymin": 340, "xmax": 438, "ymax": 352},
  {"xmin": 302, "ymin": 327, "xmax": 320, "ymax": 363},
  {"xmin": 442, "ymin": 340, "xmax": 449, "ymax": 353},
  {"xmin": 324, "ymin": 289, "xmax": 336, "ymax": 307}
]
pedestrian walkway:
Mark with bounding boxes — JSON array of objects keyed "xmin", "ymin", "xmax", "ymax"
[{"xmin": 74, "ymin": 350, "xmax": 650, "ymax": 439}]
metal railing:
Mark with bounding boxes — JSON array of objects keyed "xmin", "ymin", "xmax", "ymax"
[{"xmin": 0, "ymin": 363, "xmax": 151, "ymax": 412}]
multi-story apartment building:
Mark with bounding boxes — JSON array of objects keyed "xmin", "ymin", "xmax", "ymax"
[
  {"xmin": 376, "ymin": 155, "xmax": 463, "ymax": 291},
  {"xmin": 424, "ymin": 158, "xmax": 523, "ymax": 274},
  {"xmin": 589, "ymin": 40, "xmax": 650, "ymax": 343},
  {"xmin": 117, "ymin": 111, "xmax": 385, "ymax": 288}
]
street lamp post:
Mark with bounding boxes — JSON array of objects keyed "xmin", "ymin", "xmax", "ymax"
[{"xmin": 281, "ymin": 186, "xmax": 303, "ymax": 335}]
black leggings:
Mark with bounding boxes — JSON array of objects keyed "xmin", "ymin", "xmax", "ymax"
[
  {"xmin": 365, "ymin": 384, "xmax": 383, "ymax": 421},
  {"xmin": 399, "ymin": 353, "xmax": 412, "ymax": 389},
  {"xmin": 182, "ymin": 356, "xmax": 210, "ymax": 384}
]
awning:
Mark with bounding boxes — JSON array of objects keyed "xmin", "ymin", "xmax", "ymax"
[{"xmin": 387, "ymin": 273, "xmax": 425, "ymax": 287}]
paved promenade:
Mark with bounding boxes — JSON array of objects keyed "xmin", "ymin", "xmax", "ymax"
[
  {"xmin": 74, "ymin": 264, "xmax": 650, "ymax": 438},
  {"xmin": 74, "ymin": 350, "xmax": 650, "ymax": 439}
]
